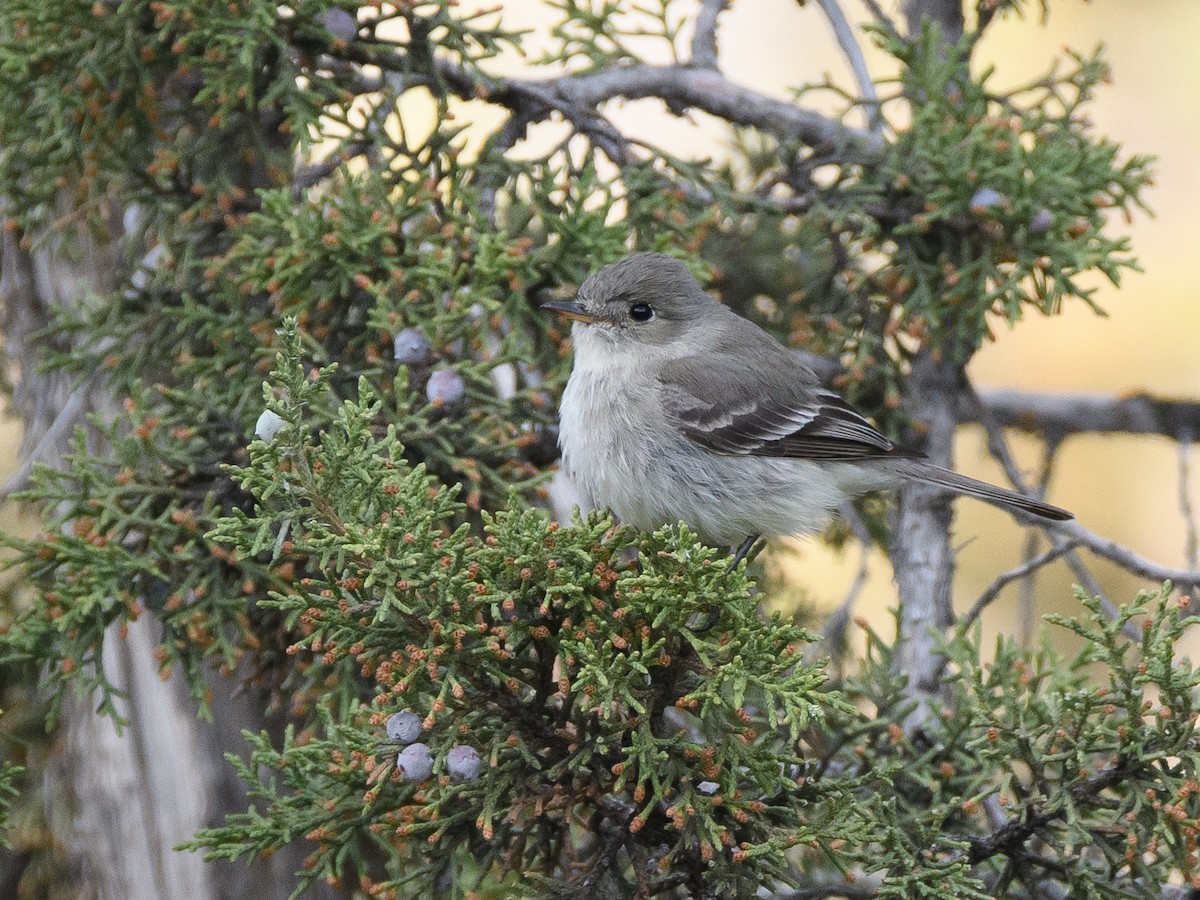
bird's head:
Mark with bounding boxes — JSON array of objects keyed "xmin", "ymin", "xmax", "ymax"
[{"xmin": 541, "ymin": 253, "xmax": 715, "ymax": 349}]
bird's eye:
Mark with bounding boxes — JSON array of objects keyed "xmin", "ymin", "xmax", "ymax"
[{"xmin": 629, "ymin": 303, "xmax": 654, "ymax": 322}]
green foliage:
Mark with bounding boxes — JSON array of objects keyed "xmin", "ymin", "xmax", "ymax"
[
  {"xmin": 186, "ymin": 324, "xmax": 854, "ymax": 896},
  {"xmin": 174, "ymin": 330, "xmax": 1200, "ymax": 898},
  {"xmin": 864, "ymin": 29, "xmax": 1151, "ymax": 340},
  {"xmin": 816, "ymin": 585, "xmax": 1200, "ymax": 898},
  {"xmin": 704, "ymin": 27, "xmax": 1152, "ymax": 434},
  {"xmin": 0, "ymin": 1, "xmax": 1171, "ymax": 897}
]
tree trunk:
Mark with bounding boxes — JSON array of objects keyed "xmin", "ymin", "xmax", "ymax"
[
  {"xmin": 1, "ymin": 208, "xmax": 330, "ymax": 900},
  {"xmin": 890, "ymin": 351, "xmax": 959, "ymax": 729}
]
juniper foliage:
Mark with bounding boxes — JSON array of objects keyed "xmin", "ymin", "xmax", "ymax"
[{"xmin": 0, "ymin": 1, "xmax": 1189, "ymax": 897}]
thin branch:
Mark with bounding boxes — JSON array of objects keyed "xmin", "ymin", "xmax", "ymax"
[
  {"xmin": 964, "ymin": 389, "xmax": 1200, "ymax": 442},
  {"xmin": 1179, "ymin": 429, "xmax": 1198, "ymax": 571},
  {"xmin": 962, "ymin": 755, "xmax": 1138, "ymax": 864},
  {"xmin": 291, "ymin": 139, "xmax": 369, "ymax": 198},
  {"xmin": 959, "ymin": 540, "xmax": 1080, "ymax": 632},
  {"xmin": 860, "ymin": 0, "xmax": 901, "ymax": 39},
  {"xmin": 689, "ymin": 0, "xmax": 729, "ymax": 70},
  {"xmin": 1014, "ymin": 436, "xmax": 1060, "ymax": 645},
  {"xmin": 806, "ymin": 538, "xmax": 872, "ymax": 668},
  {"xmin": 0, "ymin": 383, "xmax": 89, "ymax": 500},
  {"xmin": 812, "ymin": 0, "xmax": 883, "ymax": 133},
  {"xmin": 348, "ymin": 46, "xmax": 886, "ymax": 162},
  {"xmin": 1056, "ymin": 519, "xmax": 1200, "ymax": 587},
  {"xmin": 967, "ymin": 382, "xmax": 1200, "ymax": 603}
]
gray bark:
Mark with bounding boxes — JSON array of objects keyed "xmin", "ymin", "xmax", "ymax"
[
  {"xmin": 889, "ymin": 351, "xmax": 958, "ymax": 728},
  {"xmin": 1, "ymin": 208, "xmax": 326, "ymax": 899}
]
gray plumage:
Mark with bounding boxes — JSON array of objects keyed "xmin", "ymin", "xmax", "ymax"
[{"xmin": 546, "ymin": 252, "xmax": 1071, "ymax": 546}]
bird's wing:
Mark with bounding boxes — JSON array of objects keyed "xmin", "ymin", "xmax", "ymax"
[{"xmin": 660, "ymin": 352, "xmax": 916, "ymax": 461}]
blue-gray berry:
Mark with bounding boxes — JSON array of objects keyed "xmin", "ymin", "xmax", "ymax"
[
  {"xmin": 446, "ymin": 745, "xmax": 481, "ymax": 782},
  {"xmin": 392, "ymin": 328, "xmax": 430, "ymax": 366},
  {"xmin": 396, "ymin": 742, "xmax": 434, "ymax": 782},
  {"xmin": 426, "ymin": 368, "xmax": 465, "ymax": 406},
  {"xmin": 386, "ymin": 710, "xmax": 423, "ymax": 745},
  {"xmin": 969, "ymin": 187, "xmax": 1005, "ymax": 214},
  {"xmin": 317, "ymin": 9, "xmax": 358, "ymax": 43},
  {"xmin": 1029, "ymin": 207, "xmax": 1053, "ymax": 234}
]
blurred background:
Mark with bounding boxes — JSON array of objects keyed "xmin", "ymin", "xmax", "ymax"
[{"xmin": 3, "ymin": 0, "xmax": 1196, "ymax": 653}]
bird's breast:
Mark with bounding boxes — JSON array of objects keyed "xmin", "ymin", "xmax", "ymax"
[{"xmin": 558, "ymin": 357, "xmax": 665, "ymax": 515}]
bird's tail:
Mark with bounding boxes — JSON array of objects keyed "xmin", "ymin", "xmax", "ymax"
[{"xmin": 892, "ymin": 461, "xmax": 1073, "ymax": 522}]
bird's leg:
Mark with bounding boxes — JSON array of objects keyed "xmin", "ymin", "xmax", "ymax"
[{"xmin": 731, "ymin": 533, "xmax": 764, "ymax": 568}]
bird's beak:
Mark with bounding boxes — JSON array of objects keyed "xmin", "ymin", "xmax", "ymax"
[{"xmin": 539, "ymin": 298, "xmax": 601, "ymax": 324}]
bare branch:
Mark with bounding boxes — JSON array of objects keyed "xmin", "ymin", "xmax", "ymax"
[
  {"xmin": 690, "ymin": 0, "xmax": 729, "ymax": 70},
  {"xmin": 1056, "ymin": 519, "xmax": 1200, "ymax": 587},
  {"xmin": 959, "ymin": 540, "xmax": 1080, "ymax": 632},
  {"xmin": 350, "ymin": 47, "xmax": 886, "ymax": 162},
  {"xmin": 1179, "ymin": 430, "xmax": 1198, "ymax": 571},
  {"xmin": 860, "ymin": 0, "xmax": 901, "ymax": 39},
  {"xmin": 963, "ymin": 755, "xmax": 1137, "ymax": 864},
  {"xmin": 549, "ymin": 64, "xmax": 884, "ymax": 157},
  {"xmin": 1018, "ymin": 443, "xmax": 1060, "ymax": 645},
  {"xmin": 966, "ymin": 381, "xmax": 1200, "ymax": 606},
  {"xmin": 806, "ymin": 538, "xmax": 872, "ymax": 668},
  {"xmin": 0, "ymin": 383, "xmax": 89, "ymax": 499},
  {"xmin": 813, "ymin": 0, "xmax": 883, "ymax": 133},
  {"xmin": 965, "ymin": 389, "xmax": 1200, "ymax": 442}
]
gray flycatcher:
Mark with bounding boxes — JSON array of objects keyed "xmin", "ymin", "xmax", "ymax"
[{"xmin": 542, "ymin": 252, "xmax": 1071, "ymax": 549}]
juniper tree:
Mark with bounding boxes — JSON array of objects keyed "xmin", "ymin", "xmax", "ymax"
[{"xmin": 1, "ymin": 1, "xmax": 1199, "ymax": 898}]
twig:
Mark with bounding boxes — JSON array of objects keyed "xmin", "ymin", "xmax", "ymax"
[
  {"xmin": 291, "ymin": 140, "xmax": 369, "ymax": 198},
  {"xmin": 965, "ymin": 381, "xmax": 1038, "ymax": 494},
  {"xmin": 812, "ymin": 0, "xmax": 883, "ymax": 133},
  {"xmin": 962, "ymin": 755, "xmax": 1137, "ymax": 864},
  {"xmin": 0, "ymin": 383, "xmax": 90, "ymax": 500},
  {"xmin": 860, "ymin": 0, "xmax": 901, "ymax": 39},
  {"xmin": 1057, "ymin": 519, "xmax": 1200, "ymax": 587},
  {"xmin": 964, "ymin": 383, "xmax": 1183, "ymax": 633},
  {"xmin": 689, "ymin": 0, "xmax": 729, "ymax": 70},
  {"xmin": 806, "ymin": 538, "xmax": 872, "ymax": 669},
  {"xmin": 1016, "ymin": 530, "xmax": 1040, "ymax": 647},
  {"xmin": 959, "ymin": 540, "xmax": 1080, "ymax": 632},
  {"xmin": 1018, "ymin": 440, "xmax": 1061, "ymax": 644},
  {"xmin": 1179, "ymin": 429, "xmax": 1198, "ymax": 572}
]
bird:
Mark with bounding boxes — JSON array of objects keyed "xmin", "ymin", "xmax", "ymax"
[{"xmin": 541, "ymin": 252, "xmax": 1071, "ymax": 550}]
